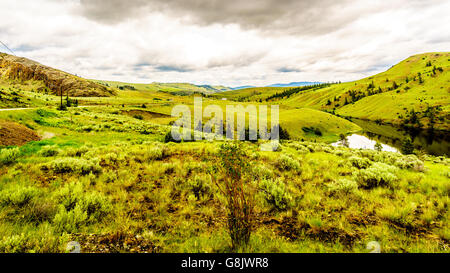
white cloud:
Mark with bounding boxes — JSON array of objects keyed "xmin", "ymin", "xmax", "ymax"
[{"xmin": 0, "ymin": 0, "xmax": 449, "ymax": 86}]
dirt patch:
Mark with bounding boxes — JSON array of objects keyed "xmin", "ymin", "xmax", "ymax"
[
  {"xmin": 121, "ymin": 109, "xmax": 171, "ymax": 119},
  {"xmin": 0, "ymin": 120, "xmax": 40, "ymax": 146},
  {"xmin": 275, "ymin": 215, "xmax": 361, "ymax": 248},
  {"xmin": 41, "ymin": 131, "xmax": 56, "ymax": 140},
  {"xmin": 71, "ymin": 232, "xmax": 159, "ymax": 253}
]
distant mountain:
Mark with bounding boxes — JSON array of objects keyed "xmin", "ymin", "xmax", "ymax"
[
  {"xmin": 230, "ymin": 82, "xmax": 322, "ymax": 90},
  {"xmin": 230, "ymin": 85, "xmax": 256, "ymax": 90},
  {"xmin": 197, "ymin": 85, "xmax": 232, "ymax": 92},
  {"xmin": 266, "ymin": 81, "xmax": 322, "ymax": 87}
]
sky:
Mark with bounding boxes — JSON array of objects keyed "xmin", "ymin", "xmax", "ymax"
[{"xmin": 0, "ymin": 0, "xmax": 449, "ymax": 87}]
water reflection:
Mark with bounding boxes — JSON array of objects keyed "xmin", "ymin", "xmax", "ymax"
[
  {"xmin": 350, "ymin": 119, "xmax": 450, "ymax": 156},
  {"xmin": 331, "ymin": 134, "xmax": 399, "ymax": 153}
]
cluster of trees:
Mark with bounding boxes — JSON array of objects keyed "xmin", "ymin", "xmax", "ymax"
[
  {"xmin": 265, "ymin": 83, "xmax": 332, "ymax": 101},
  {"xmin": 118, "ymin": 85, "xmax": 137, "ymax": 90},
  {"xmin": 399, "ymin": 105, "xmax": 442, "ymax": 129},
  {"xmin": 326, "ymin": 64, "xmax": 445, "ymax": 109}
]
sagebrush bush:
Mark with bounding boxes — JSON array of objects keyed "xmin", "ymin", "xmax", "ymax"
[
  {"xmin": 47, "ymin": 157, "xmax": 101, "ymax": 175},
  {"xmin": 0, "ymin": 147, "xmax": 20, "ymax": 166},
  {"xmin": 39, "ymin": 146, "xmax": 60, "ymax": 157},
  {"xmin": 53, "ymin": 204, "xmax": 88, "ymax": 233},
  {"xmin": 128, "ymin": 144, "xmax": 168, "ymax": 162},
  {"xmin": 290, "ymin": 143, "xmax": 310, "ymax": 154},
  {"xmin": 0, "ymin": 186, "xmax": 41, "ymax": 208},
  {"xmin": 53, "ymin": 183, "xmax": 111, "ymax": 232},
  {"xmin": 64, "ymin": 145, "xmax": 90, "ymax": 157},
  {"xmin": 327, "ymin": 178, "xmax": 358, "ymax": 194},
  {"xmin": 394, "ymin": 155, "xmax": 424, "ymax": 171},
  {"xmin": 354, "ymin": 162, "xmax": 398, "ymax": 189},
  {"xmin": 187, "ymin": 174, "xmax": 212, "ymax": 200},
  {"xmin": 259, "ymin": 178, "xmax": 293, "ymax": 210},
  {"xmin": 0, "ymin": 224, "xmax": 68, "ymax": 253},
  {"xmin": 78, "ymin": 192, "xmax": 112, "ymax": 222},
  {"xmin": 349, "ymin": 156, "xmax": 372, "ymax": 169},
  {"xmin": 251, "ymin": 164, "xmax": 274, "ymax": 180},
  {"xmin": 276, "ymin": 154, "xmax": 301, "ymax": 172}
]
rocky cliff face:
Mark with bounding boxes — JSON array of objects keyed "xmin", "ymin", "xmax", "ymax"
[{"xmin": 0, "ymin": 53, "xmax": 114, "ymax": 97}]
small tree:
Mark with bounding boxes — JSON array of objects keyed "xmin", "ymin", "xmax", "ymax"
[
  {"xmin": 215, "ymin": 142, "xmax": 253, "ymax": 250},
  {"xmin": 339, "ymin": 133, "xmax": 349, "ymax": 147},
  {"xmin": 374, "ymin": 142, "xmax": 383, "ymax": 151},
  {"xmin": 401, "ymin": 137, "xmax": 414, "ymax": 155}
]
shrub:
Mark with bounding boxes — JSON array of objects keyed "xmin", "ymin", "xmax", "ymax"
[
  {"xmin": 0, "ymin": 186, "xmax": 41, "ymax": 208},
  {"xmin": 47, "ymin": 158, "xmax": 101, "ymax": 175},
  {"xmin": 349, "ymin": 156, "xmax": 372, "ymax": 169},
  {"xmin": 0, "ymin": 227, "xmax": 68, "ymax": 253},
  {"xmin": 53, "ymin": 183, "xmax": 111, "ymax": 232},
  {"xmin": 327, "ymin": 178, "xmax": 358, "ymax": 194},
  {"xmin": 64, "ymin": 145, "xmax": 90, "ymax": 157},
  {"xmin": 354, "ymin": 162, "xmax": 398, "ymax": 189},
  {"xmin": 39, "ymin": 146, "xmax": 60, "ymax": 157},
  {"xmin": 276, "ymin": 154, "xmax": 301, "ymax": 172},
  {"xmin": 0, "ymin": 147, "xmax": 20, "ymax": 166},
  {"xmin": 187, "ymin": 174, "xmax": 212, "ymax": 200},
  {"xmin": 217, "ymin": 142, "xmax": 253, "ymax": 250},
  {"xmin": 78, "ymin": 192, "xmax": 112, "ymax": 222},
  {"xmin": 401, "ymin": 137, "xmax": 414, "ymax": 155},
  {"xmin": 289, "ymin": 143, "xmax": 310, "ymax": 154},
  {"xmin": 251, "ymin": 164, "xmax": 274, "ymax": 180},
  {"xmin": 145, "ymin": 145, "xmax": 167, "ymax": 161},
  {"xmin": 259, "ymin": 178, "xmax": 293, "ymax": 210},
  {"xmin": 53, "ymin": 205, "xmax": 88, "ymax": 233},
  {"xmin": 393, "ymin": 155, "xmax": 424, "ymax": 171},
  {"xmin": 36, "ymin": 109, "xmax": 57, "ymax": 118}
]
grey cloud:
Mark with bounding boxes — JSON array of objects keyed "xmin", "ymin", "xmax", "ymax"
[
  {"xmin": 155, "ymin": 65, "xmax": 193, "ymax": 72},
  {"xmin": 207, "ymin": 51, "xmax": 267, "ymax": 68},
  {"xmin": 277, "ymin": 67, "xmax": 302, "ymax": 73},
  {"xmin": 77, "ymin": 0, "xmax": 381, "ymax": 36}
]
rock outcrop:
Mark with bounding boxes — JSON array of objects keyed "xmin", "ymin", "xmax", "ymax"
[{"xmin": 0, "ymin": 53, "xmax": 114, "ymax": 97}]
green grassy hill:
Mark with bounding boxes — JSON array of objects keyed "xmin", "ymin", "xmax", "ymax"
[
  {"xmin": 93, "ymin": 80, "xmax": 232, "ymax": 95},
  {"xmin": 211, "ymin": 87, "xmax": 293, "ymax": 101},
  {"xmin": 281, "ymin": 52, "xmax": 449, "ymax": 130},
  {"xmin": 279, "ymin": 108, "xmax": 361, "ymax": 142}
]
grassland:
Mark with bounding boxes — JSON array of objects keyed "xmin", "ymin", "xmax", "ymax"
[{"xmin": 0, "ymin": 104, "xmax": 448, "ymax": 253}]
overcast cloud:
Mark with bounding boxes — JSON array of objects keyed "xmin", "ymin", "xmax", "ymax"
[{"xmin": 0, "ymin": 0, "xmax": 449, "ymax": 86}]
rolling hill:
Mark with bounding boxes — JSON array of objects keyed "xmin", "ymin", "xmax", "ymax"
[
  {"xmin": 0, "ymin": 53, "xmax": 114, "ymax": 97},
  {"xmin": 239, "ymin": 52, "xmax": 449, "ymax": 131},
  {"xmin": 93, "ymin": 80, "xmax": 232, "ymax": 95}
]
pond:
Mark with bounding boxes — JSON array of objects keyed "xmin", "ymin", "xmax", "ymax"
[
  {"xmin": 331, "ymin": 134, "xmax": 399, "ymax": 152},
  {"xmin": 334, "ymin": 119, "xmax": 450, "ymax": 156}
]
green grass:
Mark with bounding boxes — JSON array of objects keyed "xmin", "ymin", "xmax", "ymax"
[{"xmin": 0, "ymin": 131, "xmax": 448, "ymax": 252}]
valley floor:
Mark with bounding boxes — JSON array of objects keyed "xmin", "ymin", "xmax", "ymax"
[{"xmin": 0, "ymin": 105, "xmax": 448, "ymax": 253}]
